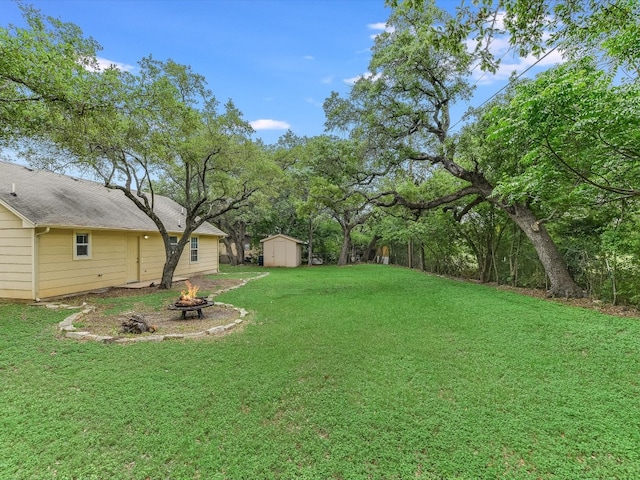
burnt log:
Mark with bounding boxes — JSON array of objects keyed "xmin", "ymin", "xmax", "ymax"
[
  {"xmin": 175, "ymin": 297, "xmax": 208, "ymax": 307},
  {"xmin": 120, "ymin": 314, "xmax": 157, "ymax": 334}
]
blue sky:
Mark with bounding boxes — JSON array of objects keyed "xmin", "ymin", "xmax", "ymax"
[{"xmin": 3, "ymin": 0, "xmax": 562, "ymax": 145}]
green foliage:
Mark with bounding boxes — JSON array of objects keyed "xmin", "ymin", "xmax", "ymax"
[
  {"xmin": 3, "ymin": 266, "xmax": 640, "ymax": 478},
  {"xmin": 474, "ymin": 57, "xmax": 640, "ymax": 302},
  {"xmin": 2, "ymin": 6, "xmax": 282, "ymax": 286},
  {"xmin": 4, "ymin": 0, "xmax": 640, "ymax": 299},
  {"xmin": 293, "ymin": 136, "xmax": 377, "ymax": 265},
  {"xmin": 486, "ymin": 58, "xmax": 640, "ymax": 205},
  {"xmin": 0, "ymin": 4, "xmax": 118, "ymax": 148},
  {"xmin": 388, "ymin": 0, "xmax": 639, "ymax": 78}
]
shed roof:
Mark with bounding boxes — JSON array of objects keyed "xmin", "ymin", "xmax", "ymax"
[
  {"xmin": 0, "ymin": 160, "xmax": 225, "ymax": 236},
  {"xmin": 260, "ymin": 234, "xmax": 305, "ymax": 244}
]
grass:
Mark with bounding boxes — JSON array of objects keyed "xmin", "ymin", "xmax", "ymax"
[{"xmin": 1, "ymin": 264, "xmax": 640, "ymax": 479}]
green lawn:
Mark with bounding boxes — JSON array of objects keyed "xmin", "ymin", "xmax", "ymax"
[{"xmin": 1, "ymin": 264, "xmax": 639, "ymax": 479}]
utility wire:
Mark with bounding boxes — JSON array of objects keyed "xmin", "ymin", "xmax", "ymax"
[{"xmin": 450, "ymin": 45, "xmax": 560, "ymax": 131}]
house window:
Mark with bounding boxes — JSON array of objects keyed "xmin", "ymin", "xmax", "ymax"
[
  {"xmin": 169, "ymin": 236, "xmax": 178, "ymax": 253},
  {"xmin": 190, "ymin": 237, "xmax": 199, "ymax": 262},
  {"xmin": 74, "ymin": 232, "xmax": 91, "ymax": 259}
]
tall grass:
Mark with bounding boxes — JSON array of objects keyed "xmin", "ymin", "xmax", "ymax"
[{"xmin": 1, "ymin": 264, "xmax": 639, "ymax": 479}]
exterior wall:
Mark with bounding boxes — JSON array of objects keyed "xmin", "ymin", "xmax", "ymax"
[
  {"xmin": 174, "ymin": 234, "xmax": 219, "ymax": 277},
  {"xmin": 37, "ymin": 229, "xmax": 129, "ymax": 298},
  {"xmin": 262, "ymin": 238, "xmax": 302, "ymax": 267},
  {"xmin": 35, "ymin": 229, "xmax": 220, "ymax": 299},
  {"xmin": 138, "ymin": 234, "xmax": 219, "ymax": 281},
  {"xmin": 0, "ymin": 204, "xmax": 34, "ymax": 299}
]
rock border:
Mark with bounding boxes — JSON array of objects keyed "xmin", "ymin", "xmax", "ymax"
[{"xmin": 55, "ymin": 272, "xmax": 268, "ymax": 344}]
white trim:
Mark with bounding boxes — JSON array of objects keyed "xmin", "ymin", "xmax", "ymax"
[
  {"xmin": 190, "ymin": 236, "xmax": 199, "ymax": 263},
  {"xmin": 73, "ymin": 231, "xmax": 92, "ymax": 260},
  {"xmin": 0, "ymin": 199, "xmax": 35, "ymax": 227}
]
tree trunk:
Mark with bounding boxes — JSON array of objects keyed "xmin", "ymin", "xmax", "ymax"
[
  {"xmin": 222, "ymin": 237, "xmax": 237, "ymax": 266},
  {"xmin": 159, "ymin": 250, "xmax": 182, "ymax": 289},
  {"xmin": 307, "ymin": 217, "xmax": 314, "ymax": 266},
  {"xmin": 506, "ymin": 204, "xmax": 583, "ymax": 298},
  {"xmin": 233, "ymin": 222, "xmax": 246, "ymax": 264},
  {"xmin": 220, "ymin": 221, "xmax": 246, "ymax": 266},
  {"xmin": 366, "ymin": 235, "xmax": 380, "ymax": 262},
  {"xmin": 338, "ymin": 226, "xmax": 352, "ymax": 266},
  {"xmin": 509, "ymin": 227, "xmax": 522, "ymax": 286},
  {"xmin": 441, "ymin": 166, "xmax": 584, "ymax": 298}
]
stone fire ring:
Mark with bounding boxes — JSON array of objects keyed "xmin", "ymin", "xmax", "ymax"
[
  {"xmin": 167, "ymin": 300, "xmax": 215, "ymax": 319},
  {"xmin": 52, "ymin": 272, "xmax": 269, "ymax": 343},
  {"xmin": 57, "ymin": 301, "xmax": 249, "ymax": 344}
]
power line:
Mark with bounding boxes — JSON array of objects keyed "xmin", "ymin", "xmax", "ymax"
[{"xmin": 450, "ymin": 45, "xmax": 560, "ymax": 131}]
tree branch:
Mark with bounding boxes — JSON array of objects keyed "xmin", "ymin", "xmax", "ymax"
[{"xmin": 373, "ymin": 185, "xmax": 482, "ymax": 212}]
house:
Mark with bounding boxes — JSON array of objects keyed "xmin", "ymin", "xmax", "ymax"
[
  {"xmin": 260, "ymin": 234, "xmax": 304, "ymax": 267},
  {"xmin": 0, "ymin": 161, "xmax": 226, "ymax": 300}
]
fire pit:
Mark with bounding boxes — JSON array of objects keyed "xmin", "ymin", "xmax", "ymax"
[
  {"xmin": 167, "ymin": 280, "xmax": 214, "ymax": 319},
  {"xmin": 167, "ymin": 300, "xmax": 214, "ymax": 319}
]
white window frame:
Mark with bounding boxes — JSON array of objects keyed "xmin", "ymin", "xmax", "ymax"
[
  {"xmin": 169, "ymin": 235, "xmax": 178, "ymax": 253},
  {"xmin": 190, "ymin": 237, "xmax": 199, "ymax": 262},
  {"xmin": 74, "ymin": 231, "xmax": 91, "ymax": 260}
]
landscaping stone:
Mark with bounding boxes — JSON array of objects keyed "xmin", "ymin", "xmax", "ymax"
[
  {"xmin": 163, "ymin": 334, "xmax": 185, "ymax": 340},
  {"xmin": 95, "ymin": 336, "xmax": 115, "ymax": 343},
  {"xmin": 129, "ymin": 335, "xmax": 165, "ymax": 342},
  {"xmin": 52, "ymin": 273, "xmax": 267, "ymax": 343},
  {"xmin": 66, "ymin": 331, "xmax": 91, "ymax": 339}
]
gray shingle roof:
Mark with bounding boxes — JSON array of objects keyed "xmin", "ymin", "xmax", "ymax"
[{"xmin": 0, "ymin": 160, "xmax": 226, "ymax": 236}]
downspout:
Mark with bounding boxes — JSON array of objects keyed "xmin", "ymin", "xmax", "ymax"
[{"xmin": 33, "ymin": 227, "xmax": 50, "ymax": 300}]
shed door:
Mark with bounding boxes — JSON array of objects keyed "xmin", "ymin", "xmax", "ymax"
[
  {"xmin": 126, "ymin": 236, "xmax": 140, "ymax": 283},
  {"xmin": 274, "ymin": 239, "xmax": 287, "ymax": 266}
]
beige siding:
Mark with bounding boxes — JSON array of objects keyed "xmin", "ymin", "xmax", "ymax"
[
  {"xmin": 138, "ymin": 234, "xmax": 219, "ymax": 280},
  {"xmin": 138, "ymin": 236, "xmax": 166, "ymax": 282},
  {"xmin": 37, "ymin": 230, "xmax": 220, "ymax": 298},
  {"xmin": 0, "ymin": 205, "xmax": 33, "ymax": 299},
  {"xmin": 0, "ymin": 221, "xmax": 221, "ymax": 299},
  {"xmin": 38, "ymin": 229, "xmax": 129, "ymax": 298},
  {"xmin": 174, "ymin": 235, "xmax": 219, "ymax": 277}
]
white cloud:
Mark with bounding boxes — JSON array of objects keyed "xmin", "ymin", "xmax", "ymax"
[
  {"xmin": 368, "ymin": 22, "xmax": 387, "ymax": 31},
  {"xmin": 472, "ymin": 48, "xmax": 565, "ymax": 85},
  {"xmin": 305, "ymin": 97, "xmax": 323, "ymax": 107},
  {"xmin": 343, "ymin": 75, "xmax": 362, "ymax": 85},
  {"xmin": 368, "ymin": 21, "xmax": 394, "ymax": 40},
  {"xmin": 343, "ymin": 71, "xmax": 381, "ymax": 86},
  {"xmin": 466, "ymin": 11, "xmax": 563, "ymax": 86},
  {"xmin": 466, "ymin": 36, "xmax": 511, "ymax": 59},
  {"xmin": 304, "ymin": 55, "xmax": 314, "ymax": 60},
  {"xmin": 321, "ymin": 75, "xmax": 334, "ymax": 84},
  {"xmin": 86, "ymin": 56, "xmax": 135, "ymax": 72},
  {"xmin": 250, "ymin": 119, "xmax": 291, "ymax": 131},
  {"xmin": 484, "ymin": 11, "xmax": 507, "ymax": 31}
]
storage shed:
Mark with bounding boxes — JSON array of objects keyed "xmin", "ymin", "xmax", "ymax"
[{"xmin": 260, "ymin": 234, "xmax": 304, "ymax": 267}]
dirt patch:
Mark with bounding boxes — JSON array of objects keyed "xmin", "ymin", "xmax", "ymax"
[
  {"xmin": 493, "ymin": 284, "xmax": 640, "ymax": 319},
  {"xmin": 66, "ymin": 275, "xmax": 250, "ymax": 338},
  {"xmin": 78, "ymin": 303, "xmax": 241, "ymax": 337},
  {"xmin": 72, "ymin": 275, "xmax": 244, "ymax": 300}
]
